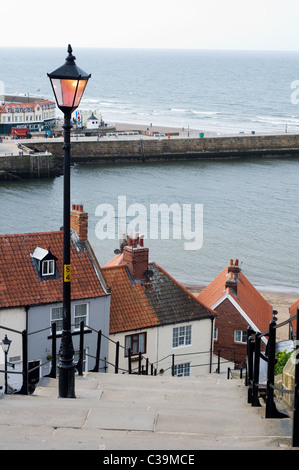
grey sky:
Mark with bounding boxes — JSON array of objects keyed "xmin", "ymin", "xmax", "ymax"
[{"xmin": 2, "ymin": 0, "xmax": 299, "ymax": 50}]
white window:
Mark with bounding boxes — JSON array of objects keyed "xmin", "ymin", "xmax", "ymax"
[
  {"xmin": 214, "ymin": 327, "xmax": 218, "ymax": 341},
  {"xmin": 172, "ymin": 325, "xmax": 192, "ymax": 348},
  {"xmin": 174, "ymin": 362, "xmax": 191, "ymax": 377},
  {"xmin": 51, "ymin": 306, "xmax": 63, "ymax": 332},
  {"xmin": 42, "ymin": 259, "xmax": 55, "ymax": 276},
  {"xmin": 234, "ymin": 330, "xmax": 247, "ymax": 343},
  {"xmin": 74, "ymin": 303, "xmax": 88, "ymax": 329}
]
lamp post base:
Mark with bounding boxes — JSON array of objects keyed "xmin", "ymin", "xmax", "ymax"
[{"xmin": 58, "ymin": 363, "xmax": 76, "ymax": 398}]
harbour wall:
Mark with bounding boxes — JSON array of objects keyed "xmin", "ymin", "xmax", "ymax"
[
  {"xmin": 0, "ymin": 153, "xmax": 63, "ymax": 180},
  {"xmin": 1, "ymin": 134, "xmax": 299, "ymax": 180},
  {"xmin": 27, "ymin": 134, "xmax": 299, "ymax": 164}
]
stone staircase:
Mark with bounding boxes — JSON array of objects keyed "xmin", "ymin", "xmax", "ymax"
[{"xmin": 0, "ymin": 371, "xmax": 293, "ymax": 450}]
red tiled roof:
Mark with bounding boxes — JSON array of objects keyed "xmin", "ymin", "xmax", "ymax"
[
  {"xmin": 197, "ymin": 263, "xmax": 273, "ymax": 333},
  {"xmin": 102, "ymin": 262, "xmax": 215, "ymax": 334},
  {"xmin": 0, "ymin": 231, "xmax": 107, "ymax": 309}
]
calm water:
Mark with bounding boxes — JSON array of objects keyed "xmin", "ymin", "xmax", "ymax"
[
  {"xmin": 0, "ymin": 48, "xmax": 299, "ymax": 291},
  {"xmin": 1, "ymin": 158, "xmax": 299, "ymax": 292}
]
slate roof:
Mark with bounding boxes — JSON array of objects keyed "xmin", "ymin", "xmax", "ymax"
[
  {"xmin": 0, "ymin": 230, "xmax": 108, "ymax": 309},
  {"xmin": 197, "ymin": 263, "xmax": 273, "ymax": 334},
  {"xmin": 102, "ymin": 262, "xmax": 215, "ymax": 334}
]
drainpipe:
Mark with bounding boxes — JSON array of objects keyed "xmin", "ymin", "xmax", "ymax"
[{"xmin": 209, "ymin": 317, "xmax": 214, "ymax": 373}]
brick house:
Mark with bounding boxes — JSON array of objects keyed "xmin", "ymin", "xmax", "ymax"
[
  {"xmin": 102, "ymin": 235, "xmax": 217, "ymax": 377},
  {"xmin": 0, "ymin": 205, "xmax": 110, "ymax": 391},
  {"xmin": 197, "ymin": 259, "xmax": 273, "ymax": 368}
]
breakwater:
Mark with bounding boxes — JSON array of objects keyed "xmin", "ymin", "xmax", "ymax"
[
  {"xmin": 27, "ymin": 134, "xmax": 299, "ymax": 164},
  {"xmin": 1, "ymin": 134, "xmax": 299, "ymax": 180},
  {"xmin": 0, "ymin": 152, "xmax": 63, "ymax": 180}
]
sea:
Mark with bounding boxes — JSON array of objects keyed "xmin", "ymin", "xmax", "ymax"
[{"xmin": 0, "ymin": 47, "xmax": 299, "ymax": 293}]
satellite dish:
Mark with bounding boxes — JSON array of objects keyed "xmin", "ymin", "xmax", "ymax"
[{"xmin": 114, "ymin": 249, "xmax": 121, "ymax": 255}]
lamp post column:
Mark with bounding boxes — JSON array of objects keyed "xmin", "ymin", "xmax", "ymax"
[
  {"xmin": 4, "ymin": 349, "xmax": 8, "ymax": 394},
  {"xmin": 58, "ymin": 112, "xmax": 75, "ymax": 399}
]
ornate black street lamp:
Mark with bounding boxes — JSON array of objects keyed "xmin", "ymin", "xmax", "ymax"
[
  {"xmin": 1, "ymin": 335, "xmax": 12, "ymax": 394},
  {"xmin": 48, "ymin": 45, "xmax": 90, "ymax": 398}
]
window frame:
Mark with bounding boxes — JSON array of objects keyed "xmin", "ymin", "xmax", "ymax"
[
  {"xmin": 172, "ymin": 324, "xmax": 192, "ymax": 348},
  {"xmin": 51, "ymin": 305, "xmax": 63, "ymax": 333},
  {"xmin": 234, "ymin": 330, "xmax": 248, "ymax": 344},
  {"xmin": 74, "ymin": 302, "xmax": 88, "ymax": 330},
  {"xmin": 125, "ymin": 332, "xmax": 147, "ymax": 357},
  {"xmin": 42, "ymin": 259, "xmax": 55, "ymax": 276},
  {"xmin": 174, "ymin": 362, "xmax": 191, "ymax": 377}
]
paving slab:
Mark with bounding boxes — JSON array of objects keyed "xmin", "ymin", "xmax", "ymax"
[{"xmin": 0, "ymin": 371, "xmax": 294, "ymax": 451}]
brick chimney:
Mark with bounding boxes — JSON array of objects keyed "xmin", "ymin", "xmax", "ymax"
[
  {"xmin": 122, "ymin": 234, "xmax": 149, "ymax": 281},
  {"xmin": 225, "ymin": 259, "xmax": 241, "ymax": 293},
  {"xmin": 71, "ymin": 204, "xmax": 88, "ymax": 241}
]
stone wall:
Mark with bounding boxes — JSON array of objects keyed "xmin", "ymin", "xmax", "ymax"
[
  {"xmin": 26, "ymin": 133, "xmax": 299, "ymax": 164},
  {"xmin": 0, "ymin": 153, "xmax": 63, "ymax": 179}
]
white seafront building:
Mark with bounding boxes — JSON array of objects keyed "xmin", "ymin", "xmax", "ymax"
[{"xmin": 0, "ymin": 95, "xmax": 56, "ymax": 134}]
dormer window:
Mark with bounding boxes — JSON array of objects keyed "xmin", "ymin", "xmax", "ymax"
[
  {"xmin": 31, "ymin": 247, "xmax": 58, "ymax": 279},
  {"xmin": 42, "ymin": 259, "xmax": 55, "ymax": 276}
]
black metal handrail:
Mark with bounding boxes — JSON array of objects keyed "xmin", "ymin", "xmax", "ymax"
[{"xmin": 245, "ymin": 306, "xmax": 299, "ymax": 447}]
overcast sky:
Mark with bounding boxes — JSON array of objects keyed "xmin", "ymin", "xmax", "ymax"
[{"xmin": 2, "ymin": 0, "xmax": 299, "ymax": 51}]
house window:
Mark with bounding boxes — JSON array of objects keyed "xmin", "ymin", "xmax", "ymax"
[
  {"xmin": 125, "ymin": 332, "xmax": 146, "ymax": 357},
  {"xmin": 42, "ymin": 259, "xmax": 55, "ymax": 276},
  {"xmin": 214, "ymin": 327, "xmax": 218, "ymax": 341},
  {"xmin": 174, "ymin": 362, "xmax": 191, "ymax": 377},
  {"xmin": 74, "ymin": 303, "xmax": 88, "ymax": 329},
  {"xmin": 172, "ymin": 325, "xmax": 192, "ymax": 348},
  {"xmin": 51, "ymin": 306, "xmax": 63, "ymax": 332},
  {"xmin": 234, "ymin": 330, "xmax": 248, "ymax": 343}
]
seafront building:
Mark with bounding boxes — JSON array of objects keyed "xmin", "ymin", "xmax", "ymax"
[{"xmin": 0, "ymin": 95, "xmax": 56, "ymax": 134}]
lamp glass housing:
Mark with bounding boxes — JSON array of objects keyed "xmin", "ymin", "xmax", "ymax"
[
  {"xmin": 48, "ymin": 44, "xmax": 90, "ymax": 114},
  {"xmin": 50, "ymin": 78, "xmax": 88, "ymax": 111},
  {"xmin": 1, "ymin": 335, "xmax": 11, "ymax": 354}
]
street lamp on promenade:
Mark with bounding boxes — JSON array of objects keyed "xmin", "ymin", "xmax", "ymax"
[
  {"xmin": 1, "ymin": 335, "xmax": 12, "ymax": 394},
  {"xmin": 48, "ymin": 45, "xmax": 90, "ymax": 398}
]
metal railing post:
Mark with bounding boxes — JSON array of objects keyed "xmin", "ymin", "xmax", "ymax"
[
  {"xmin": 138, "ymin": 352, "xmax": 142, "ymax": 375},
  {"xmin": 252, "ymin": 333, "xmax": 262, "ymax": 407},
  {"xmin": 18, "ymin": 330, "xmax": 28, "ymax": 395},
  {"xmin": 115, "ymin": 341, "xmax": 119, "ymax": 374},
  {"xmin": 46, "ymin": 322, "xmax": 57, "ymax": 378},
  {"xmin": 172, "ymin": 354, "xmax": 175, "ymax": 376},
  {"xmin": 265, "ymin": 319, "xmax": 288, "ymax": 419},
  {"xmin": 128, "ymin": 348, "xmax": 132, "ymax": 374},
  {"xmin": 293, "ymin": 306, "xmax": 299, "ymax": 446},
  {"xmin": 90, "ymin": 330, "xmax": 101, "ymax": 372},
  {"xmin": 247, "ymin": 333, "xmax": 255, "ymax": 403},
  {"xmin": 76, "ymin": 321, "xmax": 84, "ymax": 376}
]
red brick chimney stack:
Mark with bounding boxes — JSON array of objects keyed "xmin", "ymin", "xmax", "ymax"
[
  {"xmin": 123, "ymin": 233, "xmax": 149, "ymax": 281},
  {"xmin": 226, "ymin": 259, "xmax": 241, "ymax": 293},
  {"xmin": 70, "ymin": 204, "xmax": 88, "ymax": 241}
]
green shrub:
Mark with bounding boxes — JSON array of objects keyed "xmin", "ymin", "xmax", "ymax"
[{"xmin": 275, "ymin": 349, "xmax": 293, "ymax": 375}]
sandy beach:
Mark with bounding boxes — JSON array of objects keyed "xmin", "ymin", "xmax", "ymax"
[{"xmin": 114, "ymin": 121, "xmax": 216, "ymax": 138}]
